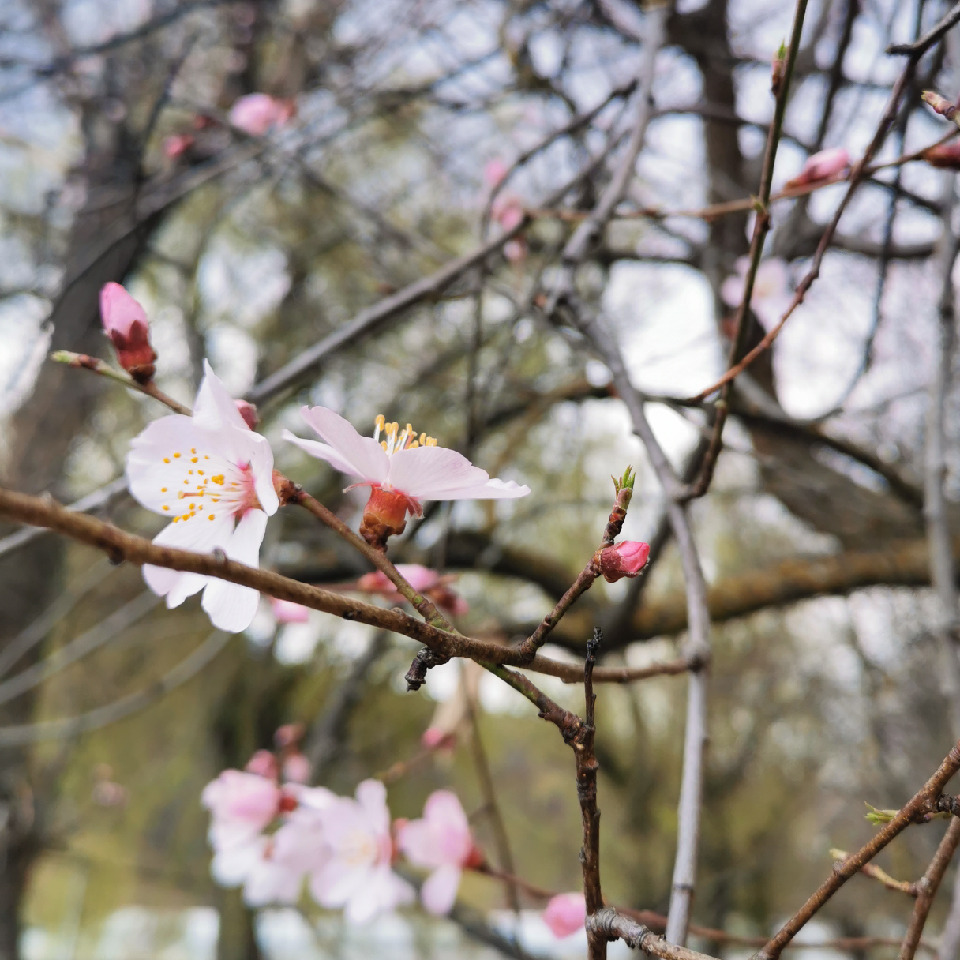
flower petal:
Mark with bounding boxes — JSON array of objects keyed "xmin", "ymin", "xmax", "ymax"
[
  {"xmin": 287, "ymin": 406, "xmax": 389, "ymax": 483},
  {"xmin": 142, "ymin": 514, "xmax": 234, "ymax": 606},
  {"xmin": 200, "ymin": 510, "xmax": 269, "ymax": 632},
  {"xmin": 247, "ymin": 434, "xmax": 279, "ymax": 514},
  {"xmin": 193, "ymin": 360, "xmax": 254, "ymax": 437},
  {"xmin": 388, "ymin": 446, "xmax": 530, "ymax": 500},
  {"xmin": 126, "ymin": 416, "xmax": 208, "ymax": 511},
  {"xmin": 420, "ymin": 864, "xmax": 461, "ymax": 916}
]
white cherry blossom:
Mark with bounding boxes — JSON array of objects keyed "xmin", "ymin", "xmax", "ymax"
[{"xmin": 126, "ymin": 361, "xmax": 279, "ymax": 631}]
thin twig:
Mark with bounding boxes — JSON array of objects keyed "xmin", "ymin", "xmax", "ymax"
[
  {"xmin": 579, "ymin": 629, "xmax": 606, "ymax": 960},
  {"xmin": 899, "ymin": 819, "xmax": 960, "ymax": 960},
  {"xmin": 755, "ymin": 739, "xmax": 960, "ymax": 960},
  {"xmin": 516, "ymin": 474, "xmax": 634, "ymax": 660}
]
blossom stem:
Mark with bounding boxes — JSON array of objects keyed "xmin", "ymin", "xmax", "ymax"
[
  {"xmin": 51, "ymin": 351, "xmax": 191, "ymax": 414},
  {"xmin": 516, "ymin": 476, "xmax": 634, "ymax": 661},
  {"xmin": 291, "ymin": 489, "xmax": 453, "ymax": 631}
]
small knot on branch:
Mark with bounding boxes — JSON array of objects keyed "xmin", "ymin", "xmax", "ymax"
[{"xmin": 404, "ymin": 647, "xmax": 450, "ymax": 691}]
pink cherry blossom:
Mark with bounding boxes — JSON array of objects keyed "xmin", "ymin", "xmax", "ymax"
[
  {"xmin": 306, "ymin": 779, "xmax": 413, "ymax": 923},
  {"xmin": 99, "ymin": 282, "xmax": 156, "ymax": 383},
  {"xmin": 202, "ymin": 771, "xmax": 330, "ymax": 906},
  {"xmin": 720, "ymin": 257, "xmax": 791, "ymax": 329},
  {"xmin": 597, "ymin": 540, "xmax": 651, "ymax": 583},
  {"xmin": 284, "ymin": 408, "xmax": 529, "ymax": 547},
  {"xmin": 245, "ymin": 749, "xmax": 278, "ymax": 779},
  {"xmin": 162, "ymin": 133, "xmax": 195, "ymax": 159},
  {"xmin": 483, "ymin": 158, "xmax": 509, "ymax": 187},
  {"xmin": 397, "ymin": 789, "xmax": 483, "ymax": 915},
  {"xmin": 543, "ymin": 892, "xmax": 587, "ymax": 938},
  {"xmin": 229, "ymin": 93, "xmax": 296, "ymax": 136},
  {"xmin": 783, "ymin": 147, "xmax": 850, "ymax": 192},
  {"xmin": 271, "ymin": 598, "xmax": 310, "ymax": 624},
  {"xmin": 126, "ymin": 360, "xmax": 279, "ymax": 631},
  {"xmin": 210, "ymin": 832, "xmax": 306, "ymax": 907},
  {"xmin": 356, "ymin": 564, "xmax": 469, "ymax": 616},
  {"xmin": 483, "ymin": 158, "xmax": 526, "ymax": 261},
  {"xmin": 202, "ymin": 769, "xmax": 281, "ymax": 841},
  {"xmin": 283, "ymin": 752, "xmax": 311, "ymax": 784}
]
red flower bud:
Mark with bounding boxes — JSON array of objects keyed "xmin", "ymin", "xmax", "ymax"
[
  {"xmin": 921, "ymin": 140, "xmax": 960, "ymax": 169},
  {"xmin": 598, "ymin": 540, "xmax": 651, "ymax": 583},
  {"xmin": 99, "ymin": 282, "xmax": 157, "ymax": 383}
]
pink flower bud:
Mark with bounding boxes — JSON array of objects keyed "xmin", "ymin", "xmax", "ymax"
[
  {"xmin": 543, "ymin": 892, "xmax": 586, "ymax": 938},
  {"xmin": 99, "ymin": 282, "xmax": 156, "ymax": 383},
  {"xmin": 234, "ymin": 399, "xmax": 259, "ymax": 429},
  {"xmin": 783, "ymin": 147, "xmax": 851, "ymax": 192},
  {"xmin": 597, "ymin": 540, "xmax": 651, "ymax": 583},
  {"xmin": 228, "ymin": 93, "xmax": 296, "ymax": 137},
  {"xmin": 922, "ymin": 140, "xmax": 960, "ymax": 169},
  {"xmin": 245, "ymin": 749, "xmax": 278, "ymax": 780},
  {"xmin": 282, "ymin": 752, "xmax": 311, "ymax": 784},
  {"xmin": 274, "ymin": 723, "xmax": 305, "ymax": 749}
]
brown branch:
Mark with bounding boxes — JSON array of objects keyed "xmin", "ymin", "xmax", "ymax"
[
  {"xmin": 755, "ymin": 739, "xmax": 960, "ymax": 960},
  {"xmin": 887, "ymin": 2, "xmax": 960, "ymax": 55},
  {"xmin": 579, "ymin": 629, "xmax": 605, "ymax": 959},
  {"xmin": 0, "ymin": 484, "xmax": 653, "ymax": 688},
  {"xmin": 588, "ymin": 909, "xmax": 721, "ymax": 960},
  {"xmin": 899, "ymin": 819, "xmax": 960, "ymax": 960}
]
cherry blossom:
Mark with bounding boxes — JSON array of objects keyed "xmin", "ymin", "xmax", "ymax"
[
  {"xmin": 720, "ymin": 257, "xmax": 791, "ymax": 329},
  {"xmin": 126, "ymin": 361, "xmax": 279, "ymax": 631},
  {"xmin": 396, "ymin": 789, "xmax": 483, "ymax": 915},
  {"xmin": 99, "ymin": 282, "xmax": 156, "ymax": 383},
  {"xmin": 597, "ymin": 540, "xmax": 651, "ymax": 583},
  {"xmin": 483, "ymin": 158, "xmax": 526, "ymax": 262},
  {"xmin": 201, "ymin": 765, "xmax": 331, "ymax": 907},
  {"xmin": 356, "ymin": 563, "xmax": 469, "ymax": 616},
  {"xmin": 284, "ymin": 408, "xmax": 530, "ymax": 547},
  {"xmin": 306, "ymin": 779, "xmax": 413, "ymax": 923},
  {"xmin": 229, "ymin": 93, "xmax": 296, "ymax": 136},
  {"xmin": 271, "ymin": 598, "xmax": 311, "ymax": 624},
  {"xmin": 542, "ymin": 892, "xmax": 587, "ymax": 938},
  {"xmin": 162, "ymin": 133, "xmax": 195, "ymax": 160}
]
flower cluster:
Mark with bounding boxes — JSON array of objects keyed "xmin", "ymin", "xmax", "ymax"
[
  {"xmin": 115, "ymin": 281, "xmax": 530, "ymax": 629},
  {"xmin": 202, "ymin": 754, "xmax": 482, "ymax": 921}
]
